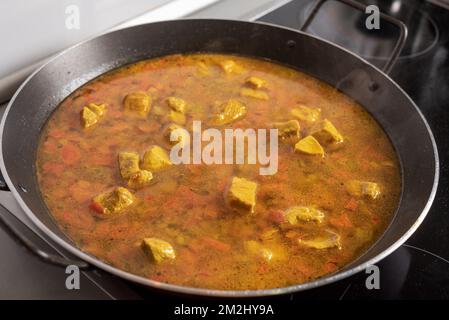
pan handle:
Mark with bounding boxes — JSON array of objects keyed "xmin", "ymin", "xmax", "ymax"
[
  {"xmin": 300, "ymin": 0, "xmax": 408, "ymax": 75},
  {"xmin": 0, "ymin": 170, "xmax": 89, "ymax": 269},
  {"xmin": 0, "ymin": 205, "xmax": 90, "ymax": 269}
]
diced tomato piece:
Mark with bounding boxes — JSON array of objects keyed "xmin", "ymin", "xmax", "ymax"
[
  {"xmin": 267, "ymin": 210, "xmax": 285, "ymax": 224},
  {"xmin": 323, "ymin": 261, "xmax": 338, "ymax": 273},
  {"xmin": 329, "ymin": 212, "xmax": 353, "ymax": 228},
  {"xmin": 61, "ymin": 144, "xmax": 81, "ymax": 165},
  {"xmin": 344, "ymin": 197, "xmax": 358, "ymax": 211},
  {"xmin": 89, "ymin": 201, "xmax": 104, "ymax": 214}
]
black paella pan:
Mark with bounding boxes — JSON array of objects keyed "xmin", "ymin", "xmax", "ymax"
[{"xmin": 0, "ymin": 0, "xmax": 439, "ymax": 297}]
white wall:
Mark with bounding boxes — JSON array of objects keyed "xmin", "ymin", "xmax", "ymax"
[{"xmin": 0, "ymin": 0, "xmax": 173, "ymax": 78}]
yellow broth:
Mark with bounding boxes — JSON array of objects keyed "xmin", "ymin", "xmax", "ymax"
[{"xmin": 36, "ymin": 54, "xmax": 401, "ymax": 290}]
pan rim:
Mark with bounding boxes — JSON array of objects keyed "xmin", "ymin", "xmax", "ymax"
[{"xmin": 0, "ymin": 18, "xmax": 440, "ymax": 297}]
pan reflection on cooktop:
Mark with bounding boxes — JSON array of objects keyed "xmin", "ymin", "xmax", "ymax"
[
  {"xmin": 339, "ymin": 245, "xmax": 449, "ymax": 299},
  {"xmin": 262, "ymin": 0, "xmax": 439, "ymax": 64}
]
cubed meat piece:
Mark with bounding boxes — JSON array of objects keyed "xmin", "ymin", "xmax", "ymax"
[
  {"xmin": 87, "ymin": 103, "xmax": 106, "ymax": 116},
  {"xmin": 142, "ymin": 145, "xmax": 172, "ymax": 171},
  {"xmin": 246, "ymin": 76, "xmax": 266, "ymax": 89},
  {"xmin": 346, "ymin": 180, "xmax": 381, "ymax": 199},
  {"xmin": 123, "ymin": 91, "xmax": 151, "ymax": 116},
  {"xmin": 166, "ymin": 97, "xmax": 187, "ymax": 113},
  {"xmin": 291, "ymin": 104, "xmax": 321, "ymax": 122},
  {"xmin": 92, "ymin": 187, "xmax": 134, "ymax": 215},
  {"xmin": 81, "ymin": 107, "xmax": 98, "ymax": 128},
  {"xmin": 196, "ymin": 61, "xmax": 210, "ymax": 76},
  {"xmin": 218, "ymin": 59, "xmax": 243, "ymax": 74},
  {"xmin": 273, "ymin": 120, "xmax": 301, "ymax": 143},
  {"xmin": 298, "ymin": 230, "xmax": 341, "ymax": 250},
  {"xmin": 294, "ymin": 136, "xmax": 324, "ymax": 157},
  {"xmin": 285, "ymin": 206, "xmax": 325, "ymax": 224},
  {"xmin": 141, "ymin": 238, "xmax": 176, "ymax": 263},
  {"xmin": 313, "ymin": 119, "xmax": 344, "ymax": 143},
  {"xmin": 211, "ymin": 99, "xmax": 247, "ymax": 125},
  {"xmin": 240, "ymin": 87, "xmax": 269, "ymax": 100},
  {"xmin": 227, "ymin": 177, "xmax": 257, "ymax": 214},
  {"xmin": 80, "ymin": 103, "xmax": 107, "ymax": 128},
  {"xmin": 244, "ymin": 240, "xmax": 273, "ymax": 262},
  {"xmin": 118, "ymin": 151, "xmax": 140, "ymax": 179},
  {"xmin": 164, "ymin": 123, "xmax": 189, "ymax": 147},
  {"xmin": 128, "ymin": 170, "xmax": 153, "ymax": 189},
  {"xmin": 169, "ymin": 110, "xmax": 186, "ymax": 125}
]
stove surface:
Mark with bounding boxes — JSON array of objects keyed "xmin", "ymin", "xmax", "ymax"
[{"xmin": 0, "ymin": 0, "xmax": 448, "ymax": 300}]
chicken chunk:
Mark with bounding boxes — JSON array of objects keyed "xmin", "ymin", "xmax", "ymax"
[
  {"xmin": 218, "ymin": 59, "xmax": 243, "ymax": 74},
  {"xmin": 313, "ymin": 119, "xmax": 344, "ymax": 143},
  {"xmin": 285, "ymin": 206, "xmax": 325, "ymax": 224},
  {"xmin": 118, "ymin": 151, "xmax": 140, "ymax": 179},
  {"xmin": 294, "ymin": 136, "xmax": 324, "ymax": 157},
  {"xmin": 273, "ymin": 120, "xmax": 301, "ymax": 143},
  {"xmin": 169, "ymin": 110, "xmax": 186, "ymax": 125},
  {"xmin": 91, "ymin": 187, "xmax": 134, "ymax": 215},
  {"xmin": 245, "ymin": 76, "xmax": 266, "ymax": 89},
  {"xmin": 87, "ymin": 103, "xmax": 106, "ymax": 117},
  {"xmin": 227, "ymin": 177, "xmax": 257, "ymax": 214},
  {"xmin": 142, "ymin": 145, "xmax": 172, "ymax": 171},
  {"xmin": 244, "ymin": 240, "xmax": 273, "ymax": 262},
  {"xmin": 240, "ymin": 87, "xmax": 269, "ymax": 100},
  {"xmin": 346, "ymin": 180, "xmax": 381, "ymax": 199},
  {"xmin": 81, "ymin": 103, "xmax": 106, "ymax": 128},
  {"xmin": 81, "ymin": 107, "xmax": 98, "ymax": 128},
  {"xmin": 166, "ymin": 97, "xmax": 187, "ymax": 113},
  {"xmin": 123, "ymin": 91, "xmax": 151, "ymax": 116},
  {"xmin": 291, "ymin": 104, "xmax": 321, "ymax": 123},
  {"xmin": 298, "ymin": 230, "xmax": 341, "ymax": 250},
  {"xmin": 164, "ymin": 123, "xmax": 189, "ymax": 147},
  {"xmin": 141, "ymin": 238, "xmax": 176, "ymax": 263},
  {"xmin": 211, "ymin": 99, "xmax": 247, "ymax": 125},
  {"xmin": 128, "ymin": 170, "xmax": 153, "ymax": 189}
]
